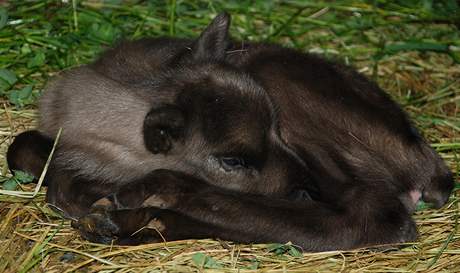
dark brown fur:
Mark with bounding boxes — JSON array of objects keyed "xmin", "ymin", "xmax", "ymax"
[{"xmin": 7, "ymin": 13, "xmax": 454, "ymax": 251}]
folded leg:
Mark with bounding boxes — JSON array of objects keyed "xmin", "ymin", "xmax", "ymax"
[
  {"xmin": 7, "ymin": 132, "xmax": 418, "ymax": 250},
  {"xmin": 75, "ymin": 170, "xmax": 417, "ymax": 251}
]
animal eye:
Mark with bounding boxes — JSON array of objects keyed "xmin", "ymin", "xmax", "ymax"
[{"xmin": 219, "ymin": 157, "xmax": 246, "ymax": 171}]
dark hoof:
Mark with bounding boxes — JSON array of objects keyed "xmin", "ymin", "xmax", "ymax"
[{"xmin": 72, "ymin": 212, "xmax": 120, "ymax": 244}]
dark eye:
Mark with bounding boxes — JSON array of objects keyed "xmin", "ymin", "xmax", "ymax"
[{"xmin": 219, "ymin": 157, "xmax": 246, "ymax": 171}]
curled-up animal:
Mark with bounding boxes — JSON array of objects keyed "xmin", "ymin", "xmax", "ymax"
[{"xmin": 7, "ymin": 12, "xmax": 454, "ymax": 251}]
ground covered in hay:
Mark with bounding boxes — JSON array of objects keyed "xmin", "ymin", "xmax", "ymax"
[{"xmin": 0, "ymin": 0, "xmax": 459, "ymax": 272}]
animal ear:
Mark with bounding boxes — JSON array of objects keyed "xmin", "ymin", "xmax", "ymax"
[
  {"xmin": 143, "ymin": 105, "xmax": 185, "ymax": 154},
  {"xmin": 192, "ymin": 12, "xmax": 231, "ymax": 61}
]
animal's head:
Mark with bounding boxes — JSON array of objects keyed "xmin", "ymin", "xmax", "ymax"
[
  {"xmin": 346, "ymin": 81, "xmax": 456, "ymax": 211},
  {"xmin": 318, "ymin": 80, "xmax": 454, "ymax": 212},
  {"xmin": 297, "ymin": 67, "xmax": 456, "ymax": 211},
  {"xmin": 388, "ymin": 124, "xmax": 454, "ymax": 211},
  {"xmin": 353, "ymin": 119, "xmax": 455, "ymax": 212},
  {"xmin": 142, "ymin": 13, "xmax": 311, "ymax": 199}
]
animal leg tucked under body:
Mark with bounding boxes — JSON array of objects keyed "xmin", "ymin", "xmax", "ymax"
[{"xmin": 74, "ymin": 170, "xmax": 417, "ymax": 251}]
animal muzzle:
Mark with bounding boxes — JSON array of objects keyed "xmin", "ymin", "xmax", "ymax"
[{"xmin": 421, "ymin": 172, "xmax": 455, "ymax": 209}]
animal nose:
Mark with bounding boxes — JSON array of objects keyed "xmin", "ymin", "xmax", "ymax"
[
  {"xmin": 422, "ymin": 187, "xmax": 452, "ymax": 209},
  {"xmin": 422, "ymin": 173, "xmax": 455, "ymax": 209}
]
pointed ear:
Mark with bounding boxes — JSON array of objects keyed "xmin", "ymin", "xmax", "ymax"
[{"xmin": 192, "ymin": 12, "xmax": 231, "ymax": 61}]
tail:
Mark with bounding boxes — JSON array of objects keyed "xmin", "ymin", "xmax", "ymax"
[{"xmin": 7, "ymin": 130, "xmax": 54, "ymax": 181}]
